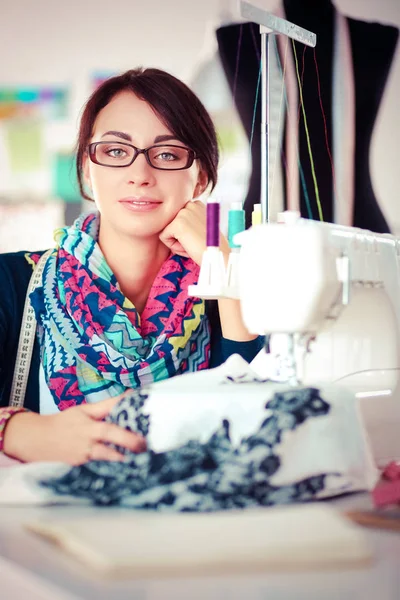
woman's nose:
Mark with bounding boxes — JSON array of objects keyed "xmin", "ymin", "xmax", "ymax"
[{"xmin": 126, "ymin": 152, "xmax": 155, "ymax": 185}]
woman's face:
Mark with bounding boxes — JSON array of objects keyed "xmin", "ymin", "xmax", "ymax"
[{"xmin": 84, "ymin": 91, "xmax": 206, "ymax": 240}]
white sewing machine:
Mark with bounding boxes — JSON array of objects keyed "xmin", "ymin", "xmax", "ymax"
[
  {"xmin": 235, "ymin": 213, "xmax": 400, "ymax": 467},
  {"xmin": 190, "ymin": 1, "xmax": 400, "ymax": 466}
]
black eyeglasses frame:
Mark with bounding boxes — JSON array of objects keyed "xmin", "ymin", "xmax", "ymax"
[{"xmin": 87, "ymin": 141, "xmax": 197, "ymax": 171}]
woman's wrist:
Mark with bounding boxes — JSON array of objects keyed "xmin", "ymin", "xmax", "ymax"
[
  {"xmin": 0, "ymin": 407, "xmax": 30, "ymax": 458},
  {"xmin": 217, "ymin": 297, "xmax": 258, "ymax": 342}
]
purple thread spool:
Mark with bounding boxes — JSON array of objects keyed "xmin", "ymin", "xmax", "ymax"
[{"xmin": 206, "ymin": 201, "xmax": 220, "ymax": 247}]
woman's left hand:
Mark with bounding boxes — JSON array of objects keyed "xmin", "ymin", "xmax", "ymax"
[{"xmin": 159, "ymin": 200, "xmax": 229, "ymax": 266}]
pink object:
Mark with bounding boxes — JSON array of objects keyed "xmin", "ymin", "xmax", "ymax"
[
  {"xmin": 372, "ymin": 480, "xmax": 400, "ymax": 507},
  {"xmin": 372, "ymin": 462, "xmax": 400, "ymax": 507},
  {"xmin": 382, "ymin": 461, "xmax": 400, "ymax": 482}
]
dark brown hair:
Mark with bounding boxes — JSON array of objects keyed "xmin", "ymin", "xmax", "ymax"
[{"xmin": 76, "ymin": 68, "xmax": 219, "ymax": 200}]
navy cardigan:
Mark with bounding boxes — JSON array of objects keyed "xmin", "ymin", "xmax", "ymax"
[{"xmin": 0, "ymin": 251, "xmax": 263, "ymax": 412}]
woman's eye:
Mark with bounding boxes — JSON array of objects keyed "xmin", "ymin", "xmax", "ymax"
[
  {"xmin": 107, "ymin": 148, "xmax": 126, "ymax": 158},
  {"xmin": 157, "ymin": 152, "xmax": 177, "ymax": 161}
]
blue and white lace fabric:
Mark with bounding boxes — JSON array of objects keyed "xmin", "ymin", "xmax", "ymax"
[{"xmin": 40, "ymin": 356, "xmax": 378, "ymax": 511}]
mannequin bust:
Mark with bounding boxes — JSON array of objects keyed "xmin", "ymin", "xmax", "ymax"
[{"xmin": 216, "ymin": 0, "xmax": 399, "ymax": 232}]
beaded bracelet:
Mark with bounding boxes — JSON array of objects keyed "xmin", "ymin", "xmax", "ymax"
[{"xmin": 0, "ymin": 407, "xmax": 28, "ymax": 453}]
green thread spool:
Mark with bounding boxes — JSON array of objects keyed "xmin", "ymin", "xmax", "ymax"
[{"xmin": 228, "ymin": 202, "xmax": 245, "ymax": 248}]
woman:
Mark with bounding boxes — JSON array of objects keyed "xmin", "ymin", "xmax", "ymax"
[{"xmin": 0, "ymin": 68, "xmax": 262, "ymax": 465}]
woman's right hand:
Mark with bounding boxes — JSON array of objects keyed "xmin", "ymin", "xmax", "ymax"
[{"xmin": 2, "ymin": 394, "xmax": 146, "ymax": 465}]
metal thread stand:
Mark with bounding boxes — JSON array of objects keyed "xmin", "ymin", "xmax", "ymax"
[
  {"xmin": 260, "ymin": 31, "xmax": 270, "ymax": 225},
  {"xmin": 240, "ymin": 1, "xmax": 317, "ymax": 224}
]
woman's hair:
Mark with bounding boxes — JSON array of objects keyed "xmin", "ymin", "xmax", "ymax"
[{"xmin": 76, "ymin": 68, "xmax": 219, "ymax": 201}]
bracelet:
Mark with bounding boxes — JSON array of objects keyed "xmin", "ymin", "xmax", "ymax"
[{"xmin": 0, "ymin": 407, "xmax": 29, "ymax": 453}]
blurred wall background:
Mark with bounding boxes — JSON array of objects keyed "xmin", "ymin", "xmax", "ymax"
[{"xmin": 0, "ymin": 0, "xmax": 399, "ymax": 251}]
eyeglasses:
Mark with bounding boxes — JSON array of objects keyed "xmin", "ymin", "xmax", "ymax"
[{"xmin": 88, "ymin": 141, "xmax": 197, "ymax": 171}]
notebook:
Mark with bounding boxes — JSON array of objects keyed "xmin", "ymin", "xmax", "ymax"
[{"xmin": 25, "ymin": 503, "xmax": 372, "ymax": 577}]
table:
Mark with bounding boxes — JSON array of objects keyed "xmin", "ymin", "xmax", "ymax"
[{"xmin": 0, "ymin": 493, "xmax": 399, "ymax": 600}]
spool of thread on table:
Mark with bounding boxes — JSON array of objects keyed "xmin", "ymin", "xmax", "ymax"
[
  {"xmin": 228, "ymin": 202, "xmax": 245, "ymax": 248},
  {"xmin": 207, "ymin": 200, "xmax": 220, "ymax": 247},
  {"xmin": 225, "ymin": 202, "xmax": 245, "ymax": 299},
  {"xmin": 252, "ymin": 203, "xmax": 262, "ymax": 226},
  {"xmin": 188, "ymin": 198, "xmax": 225, "ymax": 299}
]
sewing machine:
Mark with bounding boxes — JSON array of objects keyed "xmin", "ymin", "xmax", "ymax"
[
  {"xmin": 191, "ymin": 205, "xmax": 400, "ymax": 466},
  {"xmin": 191, "ymin": 1, "xmax": 400, "ymax": 467},
  {"xmin": 231, "ymin": 213, "xmax": 400, "ymax": 467}
]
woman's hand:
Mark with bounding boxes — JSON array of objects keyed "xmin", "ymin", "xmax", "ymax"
[
  {"xmin": 159, "ymin": 200, "xmax": 230, "ymax": 266},
  {"xmin": 159, "ymin": 200, "xmax": 256, "ymax": 341},
  {"xmin": 3, "ymin": 394, "xmax": 146, "ymax": 465}
]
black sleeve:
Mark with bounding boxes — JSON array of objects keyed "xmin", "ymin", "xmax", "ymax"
[
  {"xmin": 0, "ymin": 255, "xmax": 18, "ymax": 407},
  {"xmin": 0, "ymin": 253, "xmax": 40, "ymax": 411},
  {"xmin": 206, "ymin": 300, "xmax": 265, "ymax": 368}
]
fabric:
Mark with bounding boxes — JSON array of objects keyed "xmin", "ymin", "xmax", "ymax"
[
  {"xmin": 39, "ymin": 363, "xmax": 59, "ymax": 414},
  {"xmin": 28, "ymin": 212, "xmax": 211, "ymax": 410},
  {"xmin": 0, "ymin": 407, "xmax": 28, "ymax": 452},
  {"xmin": 12, "ymin": 356, "xmax": 374, "ymax": 511},
  {"xmin": 0, "ymin": 248, "xmax": 264, "ymax": 413}
]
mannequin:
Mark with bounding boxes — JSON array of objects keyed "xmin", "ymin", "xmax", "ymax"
[{"xmin": 216, "ymin": 0, "xmax": 399, "ymax": 232}]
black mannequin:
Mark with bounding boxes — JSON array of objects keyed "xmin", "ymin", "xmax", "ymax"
[{"xmin": 216, "ymin": 0, "xmax": 398, "ymax": 232}]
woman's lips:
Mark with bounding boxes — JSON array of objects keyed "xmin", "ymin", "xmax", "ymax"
[{"xmin": 118, "ymin": 198, "xmax": 162, "ymax": 212}]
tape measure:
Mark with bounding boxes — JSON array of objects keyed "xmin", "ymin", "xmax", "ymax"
[{"xmin": 9, "ymin": 249, "xmax": 53, "ymax": 408}]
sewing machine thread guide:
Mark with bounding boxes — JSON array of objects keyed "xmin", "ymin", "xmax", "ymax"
[{"xmin": 240, "ymin": 1, "xmax": 317, "ymax": 47}]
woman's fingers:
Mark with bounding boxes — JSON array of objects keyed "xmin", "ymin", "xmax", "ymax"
[
  {"xmin": 2, "ymin": 392, "xmax": 147, "ymax": 464},
  {"xmin": 159, "ymin": 200, "xmax": 230, "ymax": 265},
  {"xmin": 160, "ymin": 237, "xmax": 189, "ymax": 257},
  {"xmin": 92, "ymin": 421, "xmax": 147, "ymax": 453},
  {"xmin": 89, "ymin": 443, "xmax": 126, "ymax": 463},
  {"xmin": 81, "ymin": 393, "xmax": 128, "ymax": 420}
]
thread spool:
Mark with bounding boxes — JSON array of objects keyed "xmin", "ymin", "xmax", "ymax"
[
  {"xmin": 207, "ymin": 200, "xmax": 220, "ymax": 247},
  {"xmin": 188, "ymin": 197, "xmax": 226, "ymax": 299},
  {"xmin": 252, "ymin": 203, "xmax": 262, "ymax": 226},
  {"xmin": 228, "ymin": 202, "xmax": 246, "ymax": 248}
]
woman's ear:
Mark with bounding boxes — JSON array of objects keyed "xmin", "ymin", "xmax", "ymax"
[{"xmin": 193, "ymin": 169, "xmax": 209, "ymax": 199}]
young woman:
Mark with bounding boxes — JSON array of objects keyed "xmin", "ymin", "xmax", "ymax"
[{"xmin": 0, "ymin": 68, "xmax": 262, "ymax": 465}]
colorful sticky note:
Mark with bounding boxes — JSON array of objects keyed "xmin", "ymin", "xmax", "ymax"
[
  {"xmin": 0, "ymin": 87, "xmax": 68, "ymax": 120},
  {"xmin": 52, "ymin": 152, "xmax": 81, "ymax": 203},
  {"xmin": 4, "ymin": 119, "xmax": 44, "ymax": 173}
]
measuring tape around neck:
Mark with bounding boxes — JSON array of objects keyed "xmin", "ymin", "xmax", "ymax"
[{"xmin": 9, "ymin": 249, "xmax": 53, "ymax": 408}]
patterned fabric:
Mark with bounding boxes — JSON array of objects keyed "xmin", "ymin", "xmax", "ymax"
[
  {"xmin": 41, "ymin": 386, "xmax": 348, "ymax": 511},
  {"xmin": 24, "ymin": 252, "xmax": 42, "ymax": 269},
  {"xmin": 28, "ymin": 212, "xmax": 210, "ymax": 410},
  {"xmin": 0, "ymin": 407, "xmax": 28, "ymax": 452}
]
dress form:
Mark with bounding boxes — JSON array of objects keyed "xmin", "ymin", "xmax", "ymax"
[{"xmin": 216, "ymin": 0, "xmax": 399, "ymax": 232}]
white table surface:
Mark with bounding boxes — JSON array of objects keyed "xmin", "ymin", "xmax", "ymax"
[{"xmin": 0, "ymin": 493, "xmax": 399, "ymax": 600}]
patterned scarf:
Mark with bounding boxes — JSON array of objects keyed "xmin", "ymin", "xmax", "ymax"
[{"xmin": 29, "ymin": 212, "xmax": 210, "ymax": 410}]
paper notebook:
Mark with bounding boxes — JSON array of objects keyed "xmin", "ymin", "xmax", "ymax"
[{"xmin": 25, "ymin": 504, "xmax": 372, "ymax": 577}]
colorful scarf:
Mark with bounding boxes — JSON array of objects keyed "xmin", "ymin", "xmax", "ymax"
[{"xmin": 29, "ymin": 212, "xmax": 210, "ymax": 410}]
